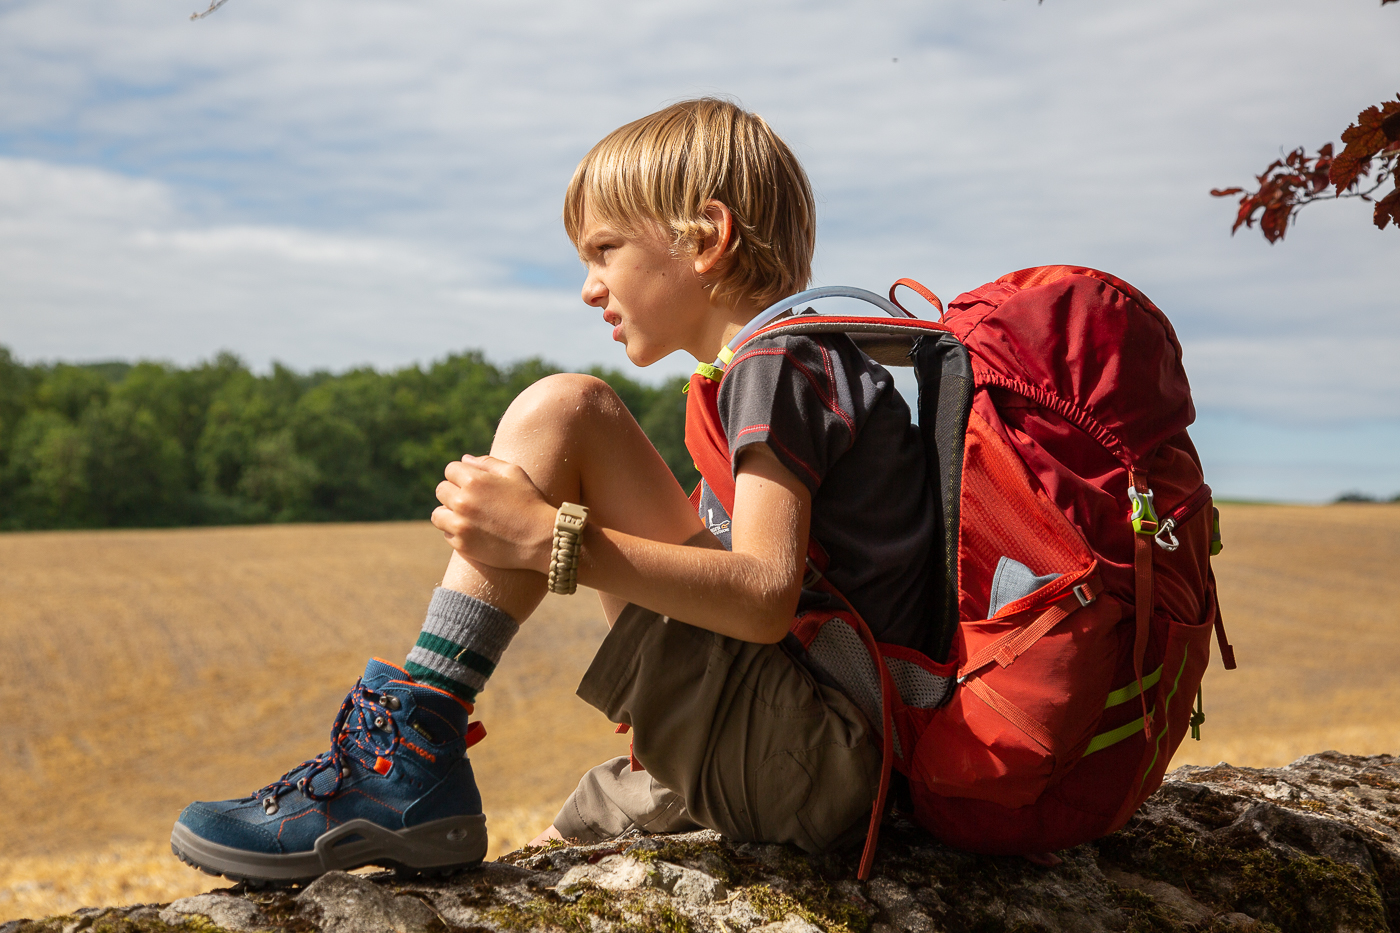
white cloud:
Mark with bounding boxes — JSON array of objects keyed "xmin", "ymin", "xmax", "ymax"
[
  {"xmin": 1184, "ymin": 335, "xmax": 1400, "ymax": 424},
  {"xmin": 132, "ymin": 226, "xmax": 426, "ymax": 268},
  {"xmin": 0, "ymin": 157, "xmax": 617, "ymax": 373}
]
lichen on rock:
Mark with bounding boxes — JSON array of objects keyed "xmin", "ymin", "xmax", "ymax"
[{"xmin": 4, "ymin": 752, "xmax": 1397, "ymax": 933}]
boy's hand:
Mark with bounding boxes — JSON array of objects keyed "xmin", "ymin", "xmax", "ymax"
[{"xmin": 431, "ymin": 455, "xmax": 556, "ymax": 573}]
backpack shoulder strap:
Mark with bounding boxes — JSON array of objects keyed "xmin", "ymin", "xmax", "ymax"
[{"xmin": 683, "ymin": 283, "xmax": 952, "ymax": 511}]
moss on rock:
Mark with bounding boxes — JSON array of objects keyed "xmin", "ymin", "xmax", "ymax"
[{"xmin": 1099, "ymin": 806, "xmax": 1389, "ymax": 933}]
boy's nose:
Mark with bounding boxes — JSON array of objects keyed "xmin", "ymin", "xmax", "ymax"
[{"xmin": 581, "ymin": 275, "xmax": 607, "ymax": 308}]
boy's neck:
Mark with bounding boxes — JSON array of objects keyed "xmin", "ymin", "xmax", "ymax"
[{"xmin": 700, "ymin": 296, "xmax": 765, "ymax": 363}]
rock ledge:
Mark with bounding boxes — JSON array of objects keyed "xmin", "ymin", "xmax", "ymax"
[{"xmin": 5, "ymin": 752, "xmax": 1398, "ymax": 933}]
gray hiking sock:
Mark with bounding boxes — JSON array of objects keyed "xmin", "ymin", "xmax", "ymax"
[{"xmin": 405, "ymin": 588, "xmax": 519, "ymax": 703}]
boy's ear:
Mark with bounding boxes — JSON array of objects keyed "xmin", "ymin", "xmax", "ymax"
[{"xmin": 693, "ymin": 200, "xmax": 733, "ymax": 277}]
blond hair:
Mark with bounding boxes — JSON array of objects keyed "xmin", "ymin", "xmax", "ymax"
[{"xmin": 563, "ymin": 98, "xmax": 816, "ymax": 309}]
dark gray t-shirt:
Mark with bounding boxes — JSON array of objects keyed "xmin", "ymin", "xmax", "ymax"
[{"xmin": 696, "ymin": 330, "xmax": 935, "ymax": 648}]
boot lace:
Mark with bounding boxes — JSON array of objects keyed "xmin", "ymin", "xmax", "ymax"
[{"xmin": 254, "ymin": 679, "xmax": 400, "ymax": 808}]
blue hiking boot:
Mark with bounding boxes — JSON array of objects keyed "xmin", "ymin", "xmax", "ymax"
[{"xmin": 171, "ymin": 658, "xmax": 488, "ymax": 885}]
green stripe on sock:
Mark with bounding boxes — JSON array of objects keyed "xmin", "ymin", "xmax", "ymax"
[
  {"xmin": 405, "ymin": 660, "xmax": 479, "ymax": 702},
  {"xmin": 413, "ymin": 631, "xmax": 498, "ymax": 679}
]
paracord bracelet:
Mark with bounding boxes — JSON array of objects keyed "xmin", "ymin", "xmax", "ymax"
[{"xmin": 547, "ymin": 502, "xmax": 589, "ymax": 595}]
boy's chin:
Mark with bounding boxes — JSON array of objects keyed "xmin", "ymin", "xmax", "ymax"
[
  {"xmin": 624, "ymin": 344, "xmax": 664, "ymax": 367},
  {"xmin": 623, "ymin": 340, "xmax": 690, "ymax": 368}
]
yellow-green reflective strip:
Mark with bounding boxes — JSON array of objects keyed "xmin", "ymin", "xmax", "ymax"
[
  {"xmin": 694, "ymin": 362, "xmax": 724, "ymax": 382},
  {"xmin": 1103, "ymin": 665, "xmax": 1163, "ymax": 709},
  {"xmin": 718, "ymin": 346, "xmax": 735, "ymax": 365},
  {"xmin": 1139, "ymin": 650, "xmax": 1193, "ymax": 791},
  {"xmin": 1083, "ymin": 706, "xmax": 1156, "ymax": 757}
]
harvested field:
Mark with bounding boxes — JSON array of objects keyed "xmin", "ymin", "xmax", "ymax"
[
  {"xmin": 0, "ymin": 503, "xmax": 1396, "ymax": 921},
  {"xmin": 1176, "ymin": 503, "xmax": 1400, "ymax": 768},
  {"xmin": 0, "ymin": 522, "xmax": 630, "ymax": 920}
]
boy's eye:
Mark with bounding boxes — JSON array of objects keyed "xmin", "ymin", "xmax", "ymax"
[{"xmin": 580, "ymin": 240, "xmax": 618, "ymax": 264}]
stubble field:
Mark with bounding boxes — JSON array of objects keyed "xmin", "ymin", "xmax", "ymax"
[{"xmin": 1, "ymin": 504, "xmax": 1397, "ymax": 921}]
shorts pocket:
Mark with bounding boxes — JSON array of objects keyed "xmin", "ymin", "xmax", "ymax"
[{"xmin": 757, "ymin": 739, "xmax": 879, "ymax": 854}]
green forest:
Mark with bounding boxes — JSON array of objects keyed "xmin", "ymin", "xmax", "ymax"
[{"xmin": 0, "ymin": 346, "xmax": 697, "ymax": 531}]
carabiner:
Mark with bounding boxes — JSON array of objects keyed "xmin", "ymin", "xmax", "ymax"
[{"xmin": 1154, "ymin": 517, "xmax": 1180, "ymax": 552}]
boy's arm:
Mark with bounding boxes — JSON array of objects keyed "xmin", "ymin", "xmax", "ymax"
[
  {"xmin": 434, "ymin": 445, "xmax": 810, "ymax": 644},
  {"xmin": 579, "ymin": 444, "xmax": 810, "ymax": 643}
]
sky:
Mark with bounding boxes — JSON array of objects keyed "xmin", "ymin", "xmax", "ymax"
[{"xmin": 0, "ymin": 0, "xmax": 1396, "ymax": 502}]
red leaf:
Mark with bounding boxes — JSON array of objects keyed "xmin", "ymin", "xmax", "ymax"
[
  {"xmin": 1231, "ymin": 194, "xmax": 1260, "ymax": 234},
  {"xmin": 1260, "ymin": 202, "xmax": 1290, "ymax": 242},
  {"xmin": 1382, "ymin": 108, "xmax": 1400, "ymax": 143},
  {"xmin": 1374, "ymin": 186, "xmax": 1400, "ymax": 231},
  {"xmin": 1214, "ymin": 145, "xmax": 1334, "ymax": 240},
  {"xmin": 1331, "ymin": 104, "xmax": 1390, "ymax": 190},
  {"xmin": 1309, "ymin": 142, "xmax": 1335, "ymax": 191}
]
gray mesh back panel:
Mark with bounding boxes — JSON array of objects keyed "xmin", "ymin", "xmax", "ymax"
[
  {"xmin": 912, "ymin": 333, "xmax": 972, "ymax": 664},
  {"xmin": 805, "ymin": 622, "xmax": 902, "ymax": 760},
  {"xmin": 885, "ymin": 656, "xmax": 955, "ymax": 709}
]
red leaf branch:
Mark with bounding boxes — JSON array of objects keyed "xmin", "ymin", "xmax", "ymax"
[{"xmin": 1213, "ymin": 94, "xmax": 1400, "ymax": 240}]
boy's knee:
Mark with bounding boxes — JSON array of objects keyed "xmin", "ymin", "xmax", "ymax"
[{"xmin": 499, "ymin": 373, "xmax": 622, "ymax": 439}]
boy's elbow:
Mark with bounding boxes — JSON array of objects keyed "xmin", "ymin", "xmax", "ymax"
[
  {"xmin": 748, "ymin": 580, "xmax": 801, "ymax": 644},
  {"xmin": 750, "ymin": 613, "xmax": 793, "ymax": 644},
  {"xmin": 729, "ymin": 554, "xmax": 802, "ymax": 643}
]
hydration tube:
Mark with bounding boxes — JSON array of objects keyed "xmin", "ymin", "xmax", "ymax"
[{"xmin": 714, "ymin": 285, "xmax": 916, "ymax": 368}]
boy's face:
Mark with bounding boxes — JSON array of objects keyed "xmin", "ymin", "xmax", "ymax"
[{"xmin": 576, "ymin": 204, "xmax": 717, "ymax": 367}]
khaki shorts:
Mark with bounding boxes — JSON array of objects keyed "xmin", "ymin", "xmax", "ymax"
[{"xmin": 553, "ymin": 602, "xmax": 881, "ymax": 854}]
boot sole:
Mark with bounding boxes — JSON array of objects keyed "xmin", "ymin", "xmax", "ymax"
[{"xmin": 170, "ymin": 814, "xmax": 487, "ymax": 886}]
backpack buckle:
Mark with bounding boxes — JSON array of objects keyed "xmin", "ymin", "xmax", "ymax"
[
  {"xmin": 1072, "ymin": 583, "xmax": 1095, "ymax": 607},
  {"xmin": 1128, "ymin": 486, "xmax": 1159, "ymax": 535}
]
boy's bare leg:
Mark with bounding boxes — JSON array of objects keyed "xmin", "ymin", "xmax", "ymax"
[
  {"xmin": 411, "ymin": 372, "xmax": 712, "ymax": 845},
  {"xmin": 408, "ymin": 370, "xmax": 712, "ymax": 703},
  {"xmin": 436, "ymin": 372, "xmax": 707, "ymax": 624}
]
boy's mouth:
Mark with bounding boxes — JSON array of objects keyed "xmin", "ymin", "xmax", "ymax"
[{"xmin": 603, "ymin": 311, "xmax": 623, "ymax": 342}]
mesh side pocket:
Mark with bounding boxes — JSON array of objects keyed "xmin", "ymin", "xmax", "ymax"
[
  {"xmin": 886, "ymin": 655, "xmax": 954, "ymax": 710},
  {"xmin": 805, "ymin": 620, "xmax": 901, "ymax": 759}
]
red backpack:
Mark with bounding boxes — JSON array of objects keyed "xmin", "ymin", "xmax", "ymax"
[{"xmin": 684, "ymin": 265, "xmax": 1234, "ymax": 878}]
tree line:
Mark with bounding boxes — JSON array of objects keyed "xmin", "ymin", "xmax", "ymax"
[{"xmin": 0, "ymin": 346, "xmax": 697, "ymax": 531}]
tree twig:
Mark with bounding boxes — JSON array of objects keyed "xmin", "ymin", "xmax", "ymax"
[{"xmin": 190, "ymin": 0, "xmax": 232, "ymax": 21}]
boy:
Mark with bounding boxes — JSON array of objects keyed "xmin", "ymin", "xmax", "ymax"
[{"xmin": 170, "ymin": 98, "xmax": 934, "ymax": 883}]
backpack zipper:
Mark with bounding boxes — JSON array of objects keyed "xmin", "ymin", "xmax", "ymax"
[{"xmin": 1152, "ymin": 484, "xmax": 1212, "ymax": 552}]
